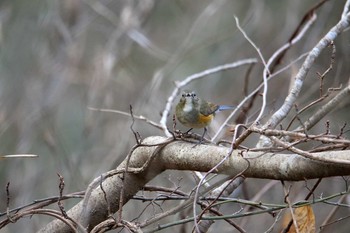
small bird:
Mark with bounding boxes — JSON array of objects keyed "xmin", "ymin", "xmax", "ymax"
[{"xmin": 175, "ymin": 91, "xmax": 233, "ymax": 143}]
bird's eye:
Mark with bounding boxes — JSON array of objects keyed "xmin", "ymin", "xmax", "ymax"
[
  {"xmin": 182, "ymin": 94, "xmax": 185, "ymax": 97},
  {"xmin": 191, "ymin": 93, "xmax": 196, "ymax": 97}
]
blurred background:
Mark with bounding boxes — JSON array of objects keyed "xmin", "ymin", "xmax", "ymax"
[{"xmin": 0, "ymin": 0, "xmax": 349, "ymax": 232}]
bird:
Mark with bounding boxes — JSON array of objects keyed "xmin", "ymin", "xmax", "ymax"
[{"xmin": 175, "ymin": 91, "xmax": 234, "ymax": 143}]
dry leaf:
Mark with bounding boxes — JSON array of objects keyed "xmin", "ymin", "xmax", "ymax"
[{"xmin": 281, "ymin": 205, "xmax": 315, "ymax": 233}]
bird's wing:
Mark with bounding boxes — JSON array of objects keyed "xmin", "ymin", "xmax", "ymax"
[{"xmin": 200, "ymin": 102, "xmax": 219, "ymax": 116}]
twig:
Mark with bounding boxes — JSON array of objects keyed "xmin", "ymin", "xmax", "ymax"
[
  {"xmin": 270, "ymin": 136, "xmax": 350, "ymax": 165},
  {"xmin": 57, "ymin": 173, "xmax": 68, "ymax": 219},
  {"xmin": 139, "ymin": 174, "xmax": 235, "ymax": 229},
  {"xmin": 320, "ymin": 214, "xmax": 350, "ymax": 231},
  {"xmin": 251, "ymin": 126, "xmax": 350, "ymax": 145},
  {"xmin": 234, "ymin": 16, "xmax": 268, "ymax": 124},
  {"xmin": 319, "ymin": 194, "xmax": 349, "ymax": 232},
  {"xmin": 197, "ymin": 200, "xmax": 246, "ymax": 233},
  {"xmin": 129, "ymin": 105, "xmax": 141, "ymax": 144},
  {"xmin": 234, "ymin": 16, "xmax": 269, "ymax": 75},
  {"xmin": 295, "ymin": 84, "xmax": 350, "ymax": 132},
  {"xmin": 309, "ymin": 143, "xmax": 348, "ymax": 153},
  {"xmin": 88, "ymin": 107, "xmax": 163, "ymax": 130},
  {"xmin": 282, "ymin": 182, "xmax": 300, "ymax": 233},
  {"xmin": 143, "ymin": 189, "xmax": 350, "ymax": 233},
  {"xmin": 0, "ymin": 191, "xmax": 84, "ymax": 218},
  {"xmin": 285, "ymin": 84, "xmax": 342, "ymax": 131},
  {"xmin": 317, "ymin": 41, "xmax": 336, "ymax": 96},
  {"xmin": 99, "ymin": 174, "xmax": 113, "ymax": 221},
  {"xmin": 264, "ymin": 210, "xmax": 283, "ymax": 233},
  {"xmin": 0, "ymin": 154, "xmax": 38, "ymax": 159},
  {"xmin": 6, "ymin": 182, "xmax": 14, "ymax": 223}
]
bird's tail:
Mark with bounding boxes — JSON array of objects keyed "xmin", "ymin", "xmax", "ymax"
[{"xmin": 218, "ymin": 105, "xmax": 235, "ymax": 111}]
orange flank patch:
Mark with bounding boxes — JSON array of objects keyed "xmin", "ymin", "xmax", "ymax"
[{"xmin": 198, "ymin": 114, "xmax": 214, "ymax": 125}]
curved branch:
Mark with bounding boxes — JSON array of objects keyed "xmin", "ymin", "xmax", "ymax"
[{"xmin": 38, "ymin": 136, "xmax": 350, "ymax": 232}]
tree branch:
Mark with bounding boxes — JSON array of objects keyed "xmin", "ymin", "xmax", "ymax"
[
  {"xmin": 264, "ymin": 11, "xmax": 350, "ymax": 130},
  {"xmin": 38, "ymin": 136, "xmax": 350, "ymax": 232}
]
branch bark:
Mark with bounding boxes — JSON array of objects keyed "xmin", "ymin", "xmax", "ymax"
[{"xmin": 38, "ymin": 136, "xmax": 350, "ymax": 232}]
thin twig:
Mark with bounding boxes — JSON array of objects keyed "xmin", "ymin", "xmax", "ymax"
[
  {"xmin": 282, "ymin": 182, "xmax": 300, "ymax": 233},
  {"xmin": 234, "ymin": 16, "xmax": 268, "ymax": 124},
  {"xmin": 295, "ymin": 84, "xmax": 350, "ymax": 132},
  {"xmin": 6, "ymin": 182, "xmax": 14, "ymax": 223},
  {"xmin": 57, "ymin": 173, "xmax": 68, "ymax": 219},
  {"xmin": 270, "ymin": 136, "xmax": 350, "ymax": 165},
  {"xmin": 0, "ymin": 154, "xmax": 38, "ymax": 159},
  {"xmin": 251, "ymin": 126, "xmax": 350, "ymax": 145},
  {"xmin": 88, "ymin": 107, "xmax": 163, "ymax": 130}
]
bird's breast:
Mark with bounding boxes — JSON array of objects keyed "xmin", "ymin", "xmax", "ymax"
[{"xmin": 182, "ymin": 100, "xmax": 193, "ymax": 112}]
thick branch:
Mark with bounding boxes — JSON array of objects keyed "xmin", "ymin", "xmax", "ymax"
[{"xmin": 39, "ymin": 136, "xmax": 350, "ymax": 232}]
